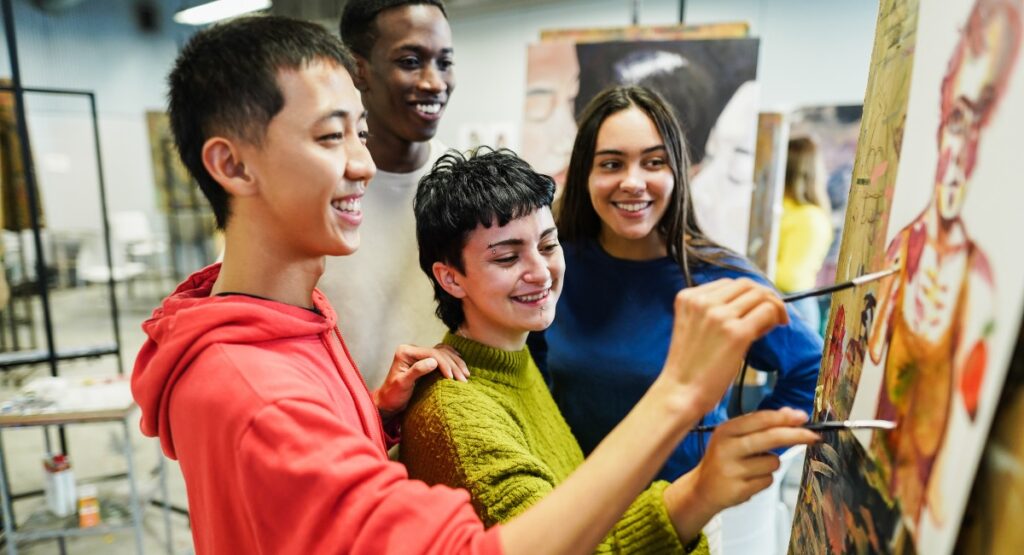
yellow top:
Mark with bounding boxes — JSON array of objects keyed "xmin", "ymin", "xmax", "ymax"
[{"xmin": 775, "ymin": 197, "xmax": 833, "ymax": 292}]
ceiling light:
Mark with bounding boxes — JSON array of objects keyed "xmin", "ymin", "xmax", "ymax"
[{"xmin": 173, "ymin": 0, "xmax": 272, "ymax": 26}]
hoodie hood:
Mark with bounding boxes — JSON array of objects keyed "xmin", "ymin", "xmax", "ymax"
[{"xmin": 131, "ymin": 263, "xmax": 337, "ymax": 459}]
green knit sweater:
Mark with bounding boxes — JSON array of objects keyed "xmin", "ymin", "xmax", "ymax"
[{"xmin": 400, "ymin": 333, "xmax": 709, "ymax": 554}]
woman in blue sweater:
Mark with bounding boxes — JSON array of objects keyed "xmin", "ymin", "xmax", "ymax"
[{"xmin": 533, "ymin": 85, "xmax": 823, "ymax": 482}]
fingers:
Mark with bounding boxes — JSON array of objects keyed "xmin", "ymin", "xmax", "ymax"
[
  {"xmin": 408, "ymin": 357, "xmax": 440, "ymax": 378},
  {"xmin": 432, "ymin": 343, "xmax": 470, "ymax": 381},
  {"xmin": 395, "ymin": 344, "xmax": 469, "ymax": 382},
  {"xmin": 717, "ymin": 408, "xmax": 809, "ymax": 437},
  {"xmin": 735, "ymin": 454, "xmax": 782, "ymax": 479},
  {"xmin": 740, "ymin": 427, "xmax": 820, "ymax": 454}
]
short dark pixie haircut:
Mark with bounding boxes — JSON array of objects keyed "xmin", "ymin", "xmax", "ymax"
[
  {"xmin": 168, "ymin": 16, "xmax": 354, "ymax": 229},
  {"xmin": 415, "ymin": 149, "xmax": 555, "ymax": 331},
  {"xmin": 340, "ymin": 0, "xmax": 447, "ymax": 58}
]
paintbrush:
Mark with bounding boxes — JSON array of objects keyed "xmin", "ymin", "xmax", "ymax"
[
  {"xmin": 781, "ymin": 267, "xmax": 899, "ymax": 303},
  {"xmin": 692, "ymin": 419, "xmax": 897, "ymax": 434}
]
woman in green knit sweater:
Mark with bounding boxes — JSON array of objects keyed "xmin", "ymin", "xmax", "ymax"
[{"xmin": 402, "ymin": 149, "xmax": 818, "ymax": 553}]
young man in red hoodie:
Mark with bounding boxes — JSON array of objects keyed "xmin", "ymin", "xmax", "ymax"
[{"xmin": 132, "ymin": 15, "xmax": 803, "ymax": 554}]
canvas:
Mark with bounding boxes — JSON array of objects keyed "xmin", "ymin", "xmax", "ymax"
[
  {"xmin": 746, "ymin": 112, "xmax": 789, "ymax": 278},
  {"xmin": 954, "ymin": 323, "xmax": 1024, "ymax": 554},
  {"xmin": 790, "ymin": 0, "xmax": 918, "ymax": 551},
  {"xmin": 520, "ymin": 37, "xmax": 760, "ymax": 254},
  {"xmin": 792, "ymin": 0, "xmax": 1024, "ymax": 553}
]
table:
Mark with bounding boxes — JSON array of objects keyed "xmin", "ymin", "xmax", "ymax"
[{"xmin": 0, "ymin": 378, "xmax": 172, "ymax": 554}]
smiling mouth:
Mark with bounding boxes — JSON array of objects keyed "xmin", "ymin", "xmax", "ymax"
[
  {"xmin": 612, "ymin": 201, "xmax": 652, "ymax": 213},
  {"xmin": 413, "ymin": 102, "xmax": 443, "ymax": 116},
  {"xmin": 511, "ymin": 288, "xmax": 550, "ymax": 305},
  {"xmin": 331, "ymin": 197, "xmax": 362, "ymax": 214}
]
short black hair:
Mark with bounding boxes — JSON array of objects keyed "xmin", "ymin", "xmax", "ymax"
[
  {"xmin": 415, "ymin": 148, "xmax": 555, "ymax": 331},
  {"xmin": 168, "ymin": 15, "xmax": 355, "ymax": 229},
  {"xmin": 340, "ymin": 0, "xmax": 448, "ymax": 58}
]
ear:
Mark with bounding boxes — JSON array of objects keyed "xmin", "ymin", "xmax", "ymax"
[
  {"xmin": 202, "ymin": 137, "xmax": 257, "ymax": 197},
  {"xmin": 432, "ymin": 262, "xmax": 467, "ymax": 299},
  {"xmin": 352, "ymin": 55, "xmax": 370, "ymax": 92}
]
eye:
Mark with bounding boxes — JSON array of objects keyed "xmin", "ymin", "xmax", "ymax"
[
  {"xmin": 397, "ymin": 56, "xmax": 421, "ymax": 69},
  {"xmin": 597, "ymin": 159, "xmax": 621, "ymax": 171},
  {"xmin": 318, "ymin": 132, "xmax": 344, "ymax": 143},
  {"xmin": 645, "ymin": 157, "xmax": 667, "ymax": 169},
  {"xmin": 541, "ymin": 241, "xmax": 561, "ymax": 253},
  {"xmin": 358, "ymin": 130, "xmax": 370, "ymax": 143},
  {"xmin": 493, "ymin": 255, "xmax": 518, "ymax": 265},
  {"xmin": 438, "ymin": 58, "xmax": 455, "ymax": 71}
]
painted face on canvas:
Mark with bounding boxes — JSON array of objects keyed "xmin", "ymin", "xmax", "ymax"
[
  {"xmin": 450, "ymin": 207, "xmax": 563, "ymax": 349},
  {"xmin": 935, "ymin": 87, "xmax": 983, "ymax": 220},
  {"xmin": 934, "ymin": 20, "xmax": 1006, "ymax": 221},
  {"xmin": 236, "ymin": 60, "xmax": 373, "ymax": 257},
  {"xmin": 361, "ymin": 4, "xmax": 454, "ymax": 144},
  {"xmin": 588, "ymin": 106, "xmax": 674, "ymax": 259},
  {"xmin": 521, "ymin": 41, "xmax": 579, "ymax": 185}
]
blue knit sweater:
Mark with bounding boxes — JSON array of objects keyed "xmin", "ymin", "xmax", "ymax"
[{"xmin": 530, "ymin": 240, "xmax": 822, "ymax": 482}]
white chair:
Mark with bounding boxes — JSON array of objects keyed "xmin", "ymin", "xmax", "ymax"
[{"xmin": 75, "ymin": 231, "xmax": 146, "ymax": 285}]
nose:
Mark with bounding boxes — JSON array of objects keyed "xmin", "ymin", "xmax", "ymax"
[
  {"xmin": 521, "ymin": 250, "xmax": 552, "ymax": 286},
  {"xmin": 619, "ymin": 172, "xmax": 646, "ymax": 195},
  {"xmin": 417, "ymin": 63, "xmax": 447, "ymax": 94},
  {"xmin": 345, "ymin": 140, "xmax": 376, "ymax": 184}
]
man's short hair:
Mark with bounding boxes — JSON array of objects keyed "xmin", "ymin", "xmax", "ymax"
[
  {"xmin": 340, "ymin": 0, "xmax": 448, "ymax": 58},
  {"xmin": 415, "ymin": 149, "xmax": 555, "ymax": 331},
  {"xmin": 168, "ymin": 15, "xmax": 355, "ymax": 229}
]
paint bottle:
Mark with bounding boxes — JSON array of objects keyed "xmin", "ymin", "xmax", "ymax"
[
  {"xmin": 77, "ymin": 484, "xmax": 101, "ymax": 528},
  {"xmin": 42, "ymin": 453, "xmax": 77, "ymax": 517}
]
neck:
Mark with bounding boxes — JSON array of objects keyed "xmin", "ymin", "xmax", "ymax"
[
  {"xmin": 212, "ymin": 217, "xmax": 324, "ymax": 310},
  {"xmin": 457, "ymin": 323, "xmax": 528, "ymax": 352},
  {"xmin": 598, "ymin": 229, "xmax": 667, "ymax": 261},
  {"xmin": 366, "ymin": 117, "xmax": 431, "ymax": 173}
]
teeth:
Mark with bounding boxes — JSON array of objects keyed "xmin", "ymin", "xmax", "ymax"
[
  {"xmin": 614, "ymin": 202, "xmax": 650, "ymax": 212},
  {"xmin": 515, "ymin": 290, "xmax": 548, "ymax": 302},
  {"xmin": 415, "ymin": 103, "xmax": 441, "ymax": 115},
  {"xmin": 332, "ymin": 198, "xmax": 361, "ymax": 213}
]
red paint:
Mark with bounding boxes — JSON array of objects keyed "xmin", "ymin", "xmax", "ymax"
[{"xmin": 960, "ymin": 341, "xmax": 986, "ymax": 419}]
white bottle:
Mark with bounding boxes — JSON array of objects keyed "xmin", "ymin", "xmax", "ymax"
[{"xmin": 43, "ymin": 453, "xmax": 77, "ymax": 517}]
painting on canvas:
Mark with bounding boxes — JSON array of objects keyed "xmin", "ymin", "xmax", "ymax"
[{"xmin": 792, "ymin": 0, "xmax": 1024, "ymax": 553}]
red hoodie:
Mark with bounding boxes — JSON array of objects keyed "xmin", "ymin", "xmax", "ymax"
[{"xmin": 132, "ymin": 264, "xmax": 502, "ymax": 554}]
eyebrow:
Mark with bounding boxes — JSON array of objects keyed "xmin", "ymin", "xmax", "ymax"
[
  {"xmin": 486, "ymin": 227, "xmax": 557, "ymax": 249},
  {"xmin": 395, "ymin": 44, "xmax": 454, "ymax": 56},
  {"xmin": 594, "ymin": 145, "xmax": 667, "ymax": 157},
  {"xmin": 316, "ymin": 110, "xmax": 368, "ymax": 124}
]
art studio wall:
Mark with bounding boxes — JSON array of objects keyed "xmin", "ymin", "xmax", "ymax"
[
  {"xmin": 0, "ymin": 0, "xmax": 192, "ymax": 235},
  {"xmin": 439, "ymin": 0, "xmax": 879, "ymax": 150}
]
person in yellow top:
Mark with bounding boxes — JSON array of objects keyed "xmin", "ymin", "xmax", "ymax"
[{"xmin": 775, "ymin": 137, "xmax": 832, "ymax": 330}]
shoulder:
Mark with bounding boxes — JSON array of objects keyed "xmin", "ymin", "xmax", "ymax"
[
  {"xmin": 691, "ymin": 250, "xmax": 770, "ymax": 287},
  {"xmin": 406, "ymin": 376, "xmax": 514, "ymax": 432},
  {"xmin": 181, "ymin": 342, "xmax": 336, "ymax": 415}
]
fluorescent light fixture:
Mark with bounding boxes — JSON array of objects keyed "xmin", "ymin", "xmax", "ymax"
[{"xmin": 174, "ymin": 0, "xmax": 272, "ymax": 26}]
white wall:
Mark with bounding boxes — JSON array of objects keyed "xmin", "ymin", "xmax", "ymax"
[
  {"xmin": 437, "ymin": 0, "xmax": 879, "ymax": 148},
  {"xmin": 0, "ymin": 0, "xmax": 878, "ymax": 231},
  {"xmin": 0, "ymin": 0, "xmax": 193, "ymax": 235}
]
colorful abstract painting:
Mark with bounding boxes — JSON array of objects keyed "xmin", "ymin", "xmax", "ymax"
[
  {"xmin": 790, "ymin": 0, "xmax": 917, "ymax": 552},
  {"xmin": 792, "ymin": 0, "xmax": 1024, "ymax": 553}
]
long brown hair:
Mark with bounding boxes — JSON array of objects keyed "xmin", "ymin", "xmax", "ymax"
[
  {"xmin": 784, "ymin": 137, "xmax": 829, "ymax": 211},
  {"xmin": 557, "ymin": 84, "xmax": 735, "ymax": 287}
]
